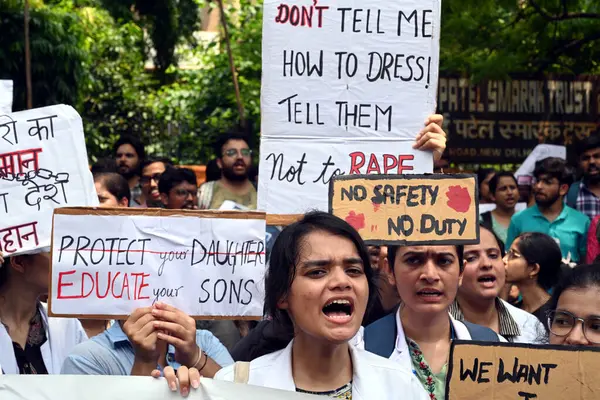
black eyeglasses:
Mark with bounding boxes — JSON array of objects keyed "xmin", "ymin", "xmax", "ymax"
[
  {"xmin": 548, "ymin": 310, "xmax": 600, "ymax": 344},
  {"xmin": 223, "ymin": 148, "xmax": 252, "ymax": 158},
  {"xmin": 140, "ymin": 173, "xmax": 162, "ymax": 185}
]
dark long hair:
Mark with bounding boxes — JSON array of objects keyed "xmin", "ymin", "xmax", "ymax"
[
  {"xmin": 548, "ymin": 264, "xmax": 600, "ymax": 314},
  {"xmin": 515, "ymin": 232, "xmax": 563, "ymax": 291},
  {"xmin": 264, "ymin": 211, "xmax": 377, "ymax": 332}
]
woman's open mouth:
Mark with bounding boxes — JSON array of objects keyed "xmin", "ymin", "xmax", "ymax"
[
  {"xmin": 416, "ymin": 288, "xmax": 443, "ymax": 302},
  {"xmin": 322, "ymin": 299, "xmax": 354, "ymax": 324},
  {"xmin": 478, "ymin": 274, "xmax": 497, "ymax": 289}
]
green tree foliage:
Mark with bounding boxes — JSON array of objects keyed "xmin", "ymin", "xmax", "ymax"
[
  {"xmin": 77, "ymin": 6, "xmax": 158, "ymax": 159},
  {"xmin": 152, "ymin": 0, "xmax": 263, "ymax": 163},
  {"xmin": 98, "ymin": 0, "xmax": 200, "ymax": 78},
  {"xmin": 2, "ymin": 0, "xmax": 598, "ymax": 164},
  {"xmin": 0, "ymin": 0, "xmax": 88, "ymax": 110},
  {"xmin": 440, "ymin": 0, "xmax": 600, "ymax": 80}
]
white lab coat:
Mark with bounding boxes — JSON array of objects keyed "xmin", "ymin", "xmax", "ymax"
[
  {"xmin": 0, "ymin": 303, "xmax": 87, "ymax": 374},
  {"xmin": 383, "ymin": 310, "xmax": 507, "ymax": 370},
  {"xmin": 500, "ymin": 299, "xmax": 547, "ymax": 344},
  {"xmin": 216, "ymin": 340, "xmax": 428, "ymax": 400}
]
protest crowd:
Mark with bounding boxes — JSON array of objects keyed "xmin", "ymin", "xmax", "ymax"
[
  {"xmin": 1, "ymin": 2, "xmax": 600, "ymax": 400},
  {"xmin": 0, "ymin": 120, "xmax": 599, "ymax": 399}
]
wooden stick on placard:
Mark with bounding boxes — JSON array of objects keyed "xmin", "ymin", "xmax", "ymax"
[
  {"xmin": 24, "ymin": 0, "xmax": 33, "ymax": 109},
  {"xmin": 217, "ymin": 0, "xmax": 246, "ymax": 128}
]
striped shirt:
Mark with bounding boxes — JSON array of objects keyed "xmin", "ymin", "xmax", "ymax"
[{"xmin": 449, "ymin": 298, "xmax": 521, "ymax": 341}]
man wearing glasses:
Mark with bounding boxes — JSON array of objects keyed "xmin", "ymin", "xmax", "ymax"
[
  {"xmin": 198, "ymin": 132, "xmax": 257, "ymax": 210},
  {"xmin": 158, "ymin": 167, "xmax": 199, "ymax": 210},
  {"xmin": 139, "ymin": 158, "xmax": 173, "ymax": 208}
]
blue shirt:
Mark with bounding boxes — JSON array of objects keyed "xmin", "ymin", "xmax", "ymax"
[
  {"xmin": 60, "ymin": 323, "xmax": 233, "ymax": 375},
  {"xmin": 505, "ymin": 204, "xmax": 590, "ymax": 263}
]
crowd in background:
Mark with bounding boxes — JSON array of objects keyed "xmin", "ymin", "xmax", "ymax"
[{"xmin": 1, "ymin": 120, "xmax": 600, "ymax": 400}]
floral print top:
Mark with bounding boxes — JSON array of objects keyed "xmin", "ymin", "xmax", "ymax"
[{"xmin": 406, "ymin": 338, "xmax": 447, "ymax": 400}]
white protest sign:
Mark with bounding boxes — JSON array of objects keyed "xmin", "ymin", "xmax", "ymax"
[
  {"xmin": 0, "ymin": 376, "xmax": 319, "ymax": 400},
  {"xmin": 515, "ymin": 144, "xmax": 566, "ymax": 178},
  {"xmin": 479, "ymin": 202, "xmax": 528, "ymax": 215},
  {"xmin": 259, "ymin": 0, "xmax": 440, "ymax": 218},
  {"xmin": 259, "ymin": 138, "xmax": 432, "ymax": 214},
  {"xmin": 0, "ymin": 80, "xmax": 13, "ymax": 114},
  {"xmin": 49, "ymin": 208, "xmax": 266, "ymax": 319},
  {"xmin": 0, "ymin": 105, "xmax": 98, "ymax": 256}
]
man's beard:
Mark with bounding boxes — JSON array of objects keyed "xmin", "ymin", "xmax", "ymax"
[
  {"xmin": 584, "ymin": 166, "xmax": 600, "ymax": 184},
  {"xmin": 535, "ymin": 192, "xmax": 561, "ymax": 208},
  {"xmin": 222, "ymin": 165, "xmax": 248, "ymax": 182},
  {"xmin": 118, "ymin": 165, "xmax": 137, "ymax": 180}
]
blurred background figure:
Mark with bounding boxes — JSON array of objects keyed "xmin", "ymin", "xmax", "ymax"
[
  {"xmin": 480, "ymin": 172, "xmax": 519, "ymax": 247},
  {"xmin": 138, "ymin": 158, "xmax": 172, "ymax": 208},
  {"xmin": 158, "ymin": 167, "xmax": 198, "ymax": 210},
  {"xmin": 477, "ymin": 168, "xmax": 496, "ymax": 204},
  {"xmin": 113, "ymin": 134, "xmax": 145, "ymax": 207},
  {"xmin": 504, "ymin": 232, "xmax": 564, "ymax": 332}
]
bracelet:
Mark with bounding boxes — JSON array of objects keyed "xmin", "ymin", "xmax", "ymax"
[
  {"xmin": 191, "ymin": 348, "xmax": 202, "ymax": 369},
  {"xmin": 196, "ymin": 351, "xmax": 208, "ymax": 372}
]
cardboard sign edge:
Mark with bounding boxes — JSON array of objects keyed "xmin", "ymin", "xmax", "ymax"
[
  {"xmin": 48, "ymin": 206, "xmax": 266, "ymax": 319},
  {"xmin": 329, "ymin": 174, "xmax": 480, "ymax": 245},
  {"xmin": 445, "ymin": 340, "xmax": 600, "ymax": 400}
]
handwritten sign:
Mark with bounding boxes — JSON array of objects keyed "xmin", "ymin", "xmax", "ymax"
[
  {"xmin": 329, "ymin": 174, "xmax": 478, "ymax": 245},
  {"xmin": 0, "ymin": 80, "xmax": 12, "ymax": 114},
  {"xmin": 49, "ymin": 208, "xmax": 267, "ymax": 319},
  {"xmin": 447, "ymin": 341, "xmax": 600, "ymax": 400},
  {"xmin": 0, "ymin": 376, "xmax": 320, "ymax": 400},
  {"xmin": 0, "ymin": 105, "xmax": 98, "ymax": 256},
  {"xmin": 258, "ymin": 0, "xmax": 441, "ymax": 221}
]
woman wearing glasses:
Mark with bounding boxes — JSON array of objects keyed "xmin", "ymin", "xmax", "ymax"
[
  {"xmin": 504, "ymin": 232, "xmax": 564, "ymax": 332},
  {"xmin": 547, "ymin": 264, "xmax": 600, "ymax": 347}
]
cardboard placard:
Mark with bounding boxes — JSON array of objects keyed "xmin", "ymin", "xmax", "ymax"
[
  {"xmin": 329, "ymin": 174, "xmax": 478, "ymax": 245},
  {"xmin": 258, "ymin": 0, "xmax": 441, "ymax": 218},
  {"xmin": 447, "ymin": 341, "xmax": 600, "ymax": 400},
  {"xmin": 49, "ymin": 207, "xmax": 266, "ymax": 320},
  {"xmin": 0, "ymin": 105, "xmax": 98, "ymax": 256}
]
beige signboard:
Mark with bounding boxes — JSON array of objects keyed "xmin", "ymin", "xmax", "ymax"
[
  {"xmin": 329, "ymin": 174, "xmax": 478, "ymax": 245},
  {"xmin": 447, "ymin": 341, "xmax": 600, "ymax": 400}
]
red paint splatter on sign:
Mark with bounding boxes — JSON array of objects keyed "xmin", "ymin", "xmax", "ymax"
[
  {"xmin": 372, "ymin": 202, "xmax": 381, "ymax": 212},
  {"xmin": 446, "ymin": 186, "xmax": 471, "ymax": 213},
  {"xmin": 345, "ymin": 211, "xmax": 366, "ymax": 231}
]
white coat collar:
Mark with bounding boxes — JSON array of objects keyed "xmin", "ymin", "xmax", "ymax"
[
  {"xmin": 247, "ymin": 339, "xmax": 390, "ymax": 400},
  {"xmin": 392, "ymin": 308, "xmax": 472, "ymax": 369},
  {"xmin": 0, "ymin": 303, "xmax": 65, "ymax": 374}
]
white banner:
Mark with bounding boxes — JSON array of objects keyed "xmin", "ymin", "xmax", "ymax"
[
  {"xmin": 0, "ymin": 375, "xmax": 319, "ymax": 400},
  {"xmin": 0, "ymin": 80, "xmax": 12, "ymax": 114},
  {"xmin": 0, "ymin": 105, "xmax": 98, "ymax": 256},
  {"xmin": 258, "ymin": 138, "xmax": 432, "ymax": 214},
  {"xmin": 50, "ymin": 209, "xmax": 267, "ymax": 318},
  {"xmin": 259, "ymin": 0, "xmax": 441, "ymax": 214},
  {"xmin": 514, "ymin": 144, "xmax": 566, "ymax": 178}
]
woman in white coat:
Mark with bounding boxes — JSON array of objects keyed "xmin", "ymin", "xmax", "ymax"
[
  {"xmin": 452, "ymin": 225, "xmax": 546, "ymax": 343},
  {"xmin": 158, "ymin": 212, "xmax": 428, "ymax": 399},
  {"xmin": 0, "ymin": 251, "xmax": 87, "ymax": 374},
  {"xmin": 362, "ymin": 244, "xmax": 502, "ymax": 400}
]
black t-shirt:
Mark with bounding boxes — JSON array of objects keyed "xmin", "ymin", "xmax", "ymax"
[
  {"xmin": 7, "ymin": 307, "xmax": 49, "ymax": 374},
  {"xmin": 532, "ymin": 300, "xmax": 552, "ymax": 333}
]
